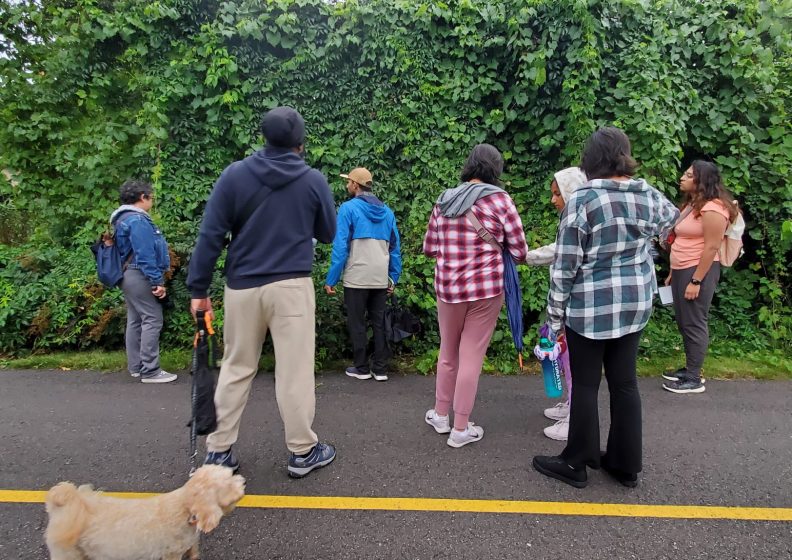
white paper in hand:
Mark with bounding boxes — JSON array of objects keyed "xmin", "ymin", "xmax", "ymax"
[{"xmin": 658, "ymin": 286, "xmax": 674, "ymax": 306}]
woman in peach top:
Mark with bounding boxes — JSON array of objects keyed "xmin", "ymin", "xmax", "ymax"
[{"xmin": 662, "ymin": 161, "xmax": 740, "ymax": 394}]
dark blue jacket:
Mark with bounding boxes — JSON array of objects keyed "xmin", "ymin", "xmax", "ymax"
[
  {"xmin": 111, "ymin": 206, "xmax": 170, "ymax": 287},
  {"xmin": 187, "ymin": 147, "xmax": 336, "ymax": 297}
]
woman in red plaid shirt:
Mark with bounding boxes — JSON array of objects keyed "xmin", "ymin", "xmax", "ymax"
[{"xmin": 422, "ymin": 144, "xmax": 528, "ymax": 448}]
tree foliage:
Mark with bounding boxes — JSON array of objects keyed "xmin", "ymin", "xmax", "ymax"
[{"xmin": 1, "ymin": 0, "xmax": 790, "ymax": 366}]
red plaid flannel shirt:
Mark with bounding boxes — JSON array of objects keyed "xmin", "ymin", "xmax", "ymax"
[{"xmin": 423, "ymin": 193, "xmax": 528, "ymax": 303}]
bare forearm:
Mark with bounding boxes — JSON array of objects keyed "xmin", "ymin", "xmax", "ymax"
[{"xmin": 693, "ymin": 245, "xmax": 719, "ymax": 281}]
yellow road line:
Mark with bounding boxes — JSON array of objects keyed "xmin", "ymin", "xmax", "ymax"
[{"xmin": 3, "ymin": 490, "xmax": 790, "ymax": 521}]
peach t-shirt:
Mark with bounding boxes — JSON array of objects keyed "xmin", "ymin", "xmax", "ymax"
[{"xmin": 670, "ymin": 200, "xmax": 730, "ymax": 270}]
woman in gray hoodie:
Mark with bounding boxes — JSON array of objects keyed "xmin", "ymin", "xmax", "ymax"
[{"xmin": 525, "ymin": 167, "xmax": 587, "ymax": 441}]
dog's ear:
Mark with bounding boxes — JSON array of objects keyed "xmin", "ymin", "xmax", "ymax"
[
  {"xmin": 191, "ymin": 498, "xmax": 223, "ymax": 533},
  {"xmin": 186, "ymin": 467, "xmax": 226, "ymax": 533}
]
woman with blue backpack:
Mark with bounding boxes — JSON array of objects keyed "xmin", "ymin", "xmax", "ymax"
[{"xmin": 111, "ymin": 179, "xmax": 175, "ymax": 384}]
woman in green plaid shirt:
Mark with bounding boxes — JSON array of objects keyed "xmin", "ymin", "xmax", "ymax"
[{"xmin": 532, "ymin": 128, "xmax": 679, "ymax": 489}]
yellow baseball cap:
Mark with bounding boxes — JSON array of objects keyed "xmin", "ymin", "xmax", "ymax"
[{"xmin": 340, "ymin": 167, "xmax": 373, "ymax": 188}]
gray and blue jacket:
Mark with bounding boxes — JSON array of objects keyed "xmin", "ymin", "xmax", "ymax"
[{"xmin": 325, "ymin": 193, "xmax": 401, "ymax": 289}]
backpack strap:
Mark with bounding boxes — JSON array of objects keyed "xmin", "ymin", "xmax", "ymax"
[
  {"xmin": 108, "ymin": 210, "xmax": 137, "ymax": 271},
  {"xmin": 672, "ymin": 205, "xmax": 694, "ymax": 232},
  {"xmin": 465, "ymin": 209, "xmax": 503, "ymax": 252}
]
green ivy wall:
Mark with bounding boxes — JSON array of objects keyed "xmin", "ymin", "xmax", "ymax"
[{"xmin": 1, "ymin": 0, "xmax": 790, "ymax": 369}]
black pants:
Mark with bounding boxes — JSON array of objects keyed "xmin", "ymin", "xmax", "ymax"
[
  {"xmin": 671, "ymin": 263, "xmax": 720, "ymax": 380},
  {"xmin": 561, "ymin": 328, "xmax": 643, "ymax": 475},
  {"xmin": 344, "ymin": 287, "xmax": 388, "ymax": 373}
]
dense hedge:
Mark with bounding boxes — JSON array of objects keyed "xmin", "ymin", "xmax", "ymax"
[{"xmin": 1, "ymin": 0, "xmax": 790, "ymax": 369}]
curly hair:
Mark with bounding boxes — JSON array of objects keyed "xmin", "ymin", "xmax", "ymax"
[
  {"xmin": 119, "ymin": 179, "xmax": 153, "ymax": 205},
  {"xmin": 684, "ymin": 161, "xmax": 740, "ymax": 224}
]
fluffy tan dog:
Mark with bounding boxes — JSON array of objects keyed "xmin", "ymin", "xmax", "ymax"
[{"xmin": 44, "ymin": 465, "xmax": 245, "ymax": 560}]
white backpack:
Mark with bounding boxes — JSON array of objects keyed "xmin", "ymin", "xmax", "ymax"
[{"xmin": 719, "ymin": 203, "xmax": 745, "ymax": 267}]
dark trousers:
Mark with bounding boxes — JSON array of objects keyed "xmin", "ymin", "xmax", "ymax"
[
  {"xmin": 671, "ymin": 263, "xmax": 720, "ymax": 380},
  {"xmin": 561, "ymin": 328, "xmax": 643, "ymax": 475},
  {"xmin": 344, "ymin": 287, "xmax": 388, "ymax": 373}
]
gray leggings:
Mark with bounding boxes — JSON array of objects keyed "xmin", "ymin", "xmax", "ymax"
[
  {"xmin": 671, "ymin": 263, "xmax": 720, "ymax": 380},
  {"xmin": 121, "ymin": 268, "xmax": 163, "ymax": 377}
]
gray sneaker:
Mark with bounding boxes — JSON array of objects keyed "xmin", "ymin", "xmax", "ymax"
[
  {"xmin": 141, "ymin": 370, "xmax": 177, "ymax": 384},
  {"xmin": 288, "ymin": 442, "xmax": 336, "ymax": 478},
  {"xmin": 130, "ymin": 371, "xmax": 141, "ymax": 378},
  {"xmin": 662, "ymin": 379, "xmax": 705, "ymax": 394}
]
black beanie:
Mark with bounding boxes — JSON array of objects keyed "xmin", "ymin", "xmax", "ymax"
[{"xmin": 260, "ymin": 106, "xmax": 305, "ymax": 148}]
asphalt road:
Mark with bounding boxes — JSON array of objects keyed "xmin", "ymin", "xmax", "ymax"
[{"xmin": 1, "ymin": 369, "xmax": 791, "ymax": 559}]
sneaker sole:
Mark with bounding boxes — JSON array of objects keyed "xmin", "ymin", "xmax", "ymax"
[
  {"xmin": 130, "ymin": 372, "xmax": 140, "ymax": 378},
  {"xmin": 532, "ymin": 457, "xmax": 588, "ymax": 489},
  {"xmin": 425, "ymin": 415, "xmax": 451, "ymax": 434},
  {"xmin": 446, "ymin": 431, "xmax": 483, "ymax": 448},
  {"xmin": 372, "ymin": 375, "xmax": 388, "ymax": 382},
  {"xmin": 543, "ymin": 429, "xmax": 568, "ymax": 442},
  {"xmin": 543, "ymin": 412, "xmax": 568, "ymax": 421},
  {"xmin": 661, "ymin": 374, "xmax": 706, "ymax": 383},
  {"xmin": 141, "ymin": 376, "xmax": 177, "ymax": 384},
  {"xmin": 662, "ymin": 384, "xmax": 706, "ymax": 394},
  {"xmin": 287, "ymin": 454, "xmax": 336, "ymax": 478},
  {"xmin": 345, "ymin": 371, "xmax": 372, "ymax": 380}
]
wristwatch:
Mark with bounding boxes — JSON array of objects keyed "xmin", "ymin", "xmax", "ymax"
[{"xmin": 690, "ymin": 278, "xmax": 702, "ymax": 286}]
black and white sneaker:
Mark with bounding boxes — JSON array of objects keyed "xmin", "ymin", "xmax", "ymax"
[
  {"xmin": 345, "ymin": 366, "xmax": 372, "ymax": 380},
  {"xmin": 662, "ymin": 379, "xmax": 706, "ymax": 394},
  {"xmin": 662, "ymin": 368, "xmax": 706, "ymax": 384}
]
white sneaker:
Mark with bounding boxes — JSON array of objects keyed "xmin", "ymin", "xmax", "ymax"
[
  {"xmin": 372, "ymin": 371, "xmax": 388, "ymax": 382},
  {"xmin": 544, "ymin": 402, "xmax": 569, "ymax": 421},
  {"xmin": 141, "ymin": 370, "xmax": 177, "ymax": 384},
  {"xmin": 130, "ymin": 371, "xmax": 140, "ymax": 378},
  {"xmin": 447, "ymin": 423, "xmax": 484, "ymax": 448},
  {"xmin": 425, "ymin": 409, "xmax": 451, "ymax": 434},
  {"xmin": 543, "ymin": 415, "xmax": 569, "ymax": 441}
]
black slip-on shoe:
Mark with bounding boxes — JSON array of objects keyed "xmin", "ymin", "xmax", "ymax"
[
  {"xmin": 532, "ymin": 455, "xmax": 588, "ymax": 488},
  {"xmin": 600, "ymin": 456, "xmax": 638, "ymax": 488}
]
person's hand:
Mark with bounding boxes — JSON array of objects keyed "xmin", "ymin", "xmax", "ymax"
[
  {"xmin": 190, "ymin": 297, "xmax": 214, "ymax": 320},
  {"xmin": 386, "ymin": 284, "xmax": 395, "ymax": 295},
  {"xmin": 534, "ymin": 323, "xmax": 562, "ymax": 361},
  {"xmin": 665, "ymin": 271, "xmax": 672, "ymax": 286},
  {"xmin": 533, "ymin": 341, "xmax": 562, "ymax": 362},
  {"xmin": 684, "ymin": 282, "xmax": 701, "ymax": 300},
  {"xmin": 324, "ymin": 285, "xmax": 336, "ymax": 295},
  {"xmin": 152, "ymin": 286, "xmax": 166, "ymax": 299}
]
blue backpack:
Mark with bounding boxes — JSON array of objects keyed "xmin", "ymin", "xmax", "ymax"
[{"xmin": 91, "ymin": 212, "xmax": 133, "ymax": 288}]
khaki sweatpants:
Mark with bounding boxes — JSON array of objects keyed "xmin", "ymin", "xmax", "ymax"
[{"xmin": 207, "ymin": 277, "xmax": 318, "ymax": 455}]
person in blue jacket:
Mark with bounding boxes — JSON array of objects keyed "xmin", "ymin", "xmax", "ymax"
[
  {"xmin": 324, "ymin": 167, "xmax": 402, "ymax": 382},
  {"xmin": 111, "ymin": 179, "xmax": 175, "ymax": 384}
]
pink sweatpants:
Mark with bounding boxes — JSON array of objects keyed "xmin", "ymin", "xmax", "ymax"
[{"xmin": 434, "ymin": 293, "xmax": 504, "ymax": 430}]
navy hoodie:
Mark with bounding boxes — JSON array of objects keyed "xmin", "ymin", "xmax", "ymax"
[{"xmin": 187, "ymin": 147, "xmax": 336, "ymax": 298}]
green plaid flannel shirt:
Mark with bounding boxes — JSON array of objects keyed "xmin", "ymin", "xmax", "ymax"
[{"xmin": 547, "ymin": 178, "xmax": 679, "ymax": 340}]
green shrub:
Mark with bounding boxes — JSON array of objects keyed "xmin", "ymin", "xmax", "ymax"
[{"xmin": 0, "ymin": 0, "xmax": 789, "ymax": 366}]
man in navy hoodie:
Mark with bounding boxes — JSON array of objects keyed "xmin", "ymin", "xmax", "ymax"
[
  {"xmin": 324, "ymin": 168, "xmax": 402, "ymax": 382},
  {"xmin": 187, "ymin": 107, "xmax": 337, "ymax": 478}
]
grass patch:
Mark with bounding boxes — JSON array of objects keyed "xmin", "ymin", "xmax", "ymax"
[{"xmin": 1, "ymin": 349, "xmax": 790, "ymax": 380}]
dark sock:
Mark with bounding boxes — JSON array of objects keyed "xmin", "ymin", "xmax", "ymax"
[{"xmin": 296, "ymin": 446, "xmax": 315, "ymax": 458}]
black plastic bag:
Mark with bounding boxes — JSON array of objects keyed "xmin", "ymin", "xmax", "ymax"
[{"xmin": 384, "ymin": 294, "xmax": 421, "ymax": 344}]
